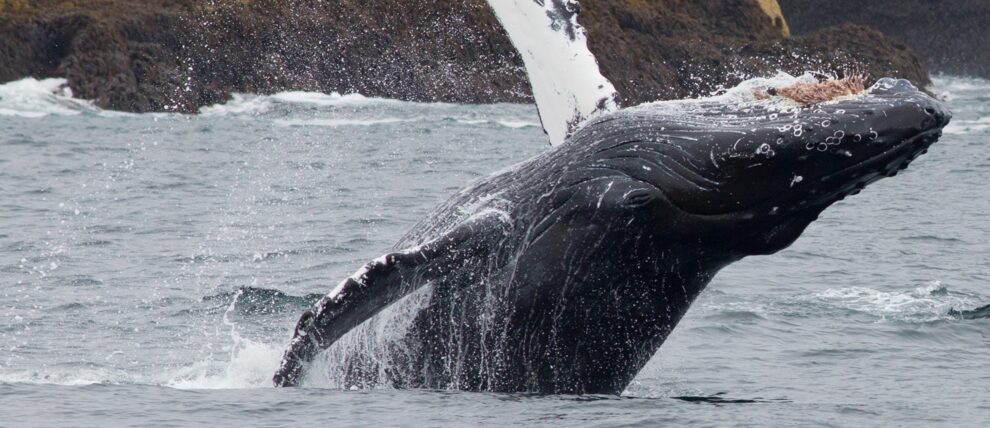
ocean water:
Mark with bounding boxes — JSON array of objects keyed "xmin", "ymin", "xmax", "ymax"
[{"xmin": 0, "ymin": 76, "xmax": 987, "ymax": 427}]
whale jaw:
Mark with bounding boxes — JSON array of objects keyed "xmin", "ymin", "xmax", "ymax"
[{"xmin": 736, "ymin": 126, "xmax": 944, "ymax": 256}]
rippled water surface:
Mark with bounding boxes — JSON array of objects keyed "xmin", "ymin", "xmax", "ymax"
[{"xmin": 1, "ymin": 77, "xmax": 988, "ymax": 426}]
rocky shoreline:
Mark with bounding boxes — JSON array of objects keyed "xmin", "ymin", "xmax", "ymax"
[{"xmin": 0, "ymin": 0, "xmax": 930, "ymax": 113}]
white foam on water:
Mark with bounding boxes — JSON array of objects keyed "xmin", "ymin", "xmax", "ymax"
[
  {"xmin": 0, "ymin": 366, "xmax": 132, "ymax": 386},
  {"xmin": 269, "ymin": 90, "xmax": 394, "ymax": 106},
  {"xmin": 166, "ymin": 290, "xmax": 284, "ymax": 389},
  {"xmin": 199, "ymin": 93, "xmax": 274, "ymax": 116},
  {"xmin": 495, "ymin": 119, "xmax": 541, "ymax": 129},
  {"xmin": 273, "ymin": 115, "xmax": 539, "ymax": 129},
  {"xmin": 0, "ymin": 294, "xmax": 284, "ymax": 389},
  {"xmin": 455, "ymin": 119, "xmax": 489, "ymax": 125},
  {"xmin": 275, "ymin": 117, "xmax": 418, "ymax": 128},
  {"xmin": 932, "ymin": 75, "xmax": 990, "ymax": 99},
  {"xmin": 943, "ymin": 116, "xmax": 990, "ymax": 135},
  {"xmin": 931, "ymin": 76, "xmax": 989, "ymax": 135},
  {"xmin": 451, "ymin": 118, "xmax": 541, "ymax": 128},
  {"xmin": 809, "ymin": 281, "xmax": 982, "ymax": 322},
  {"xmin": 200, "ymin": 90, "xmax": 407, "ymax": 117},
  {"xmin": 164, "ymin": 339, "xmax": 283, "ymax": 390},
  {"xmin": 0, "ymin": 77, "xmax": 99, "ymax": 118}
]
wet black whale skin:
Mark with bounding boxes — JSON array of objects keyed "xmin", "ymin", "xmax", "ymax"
[{"xmin": 274, "ymin": 79, "xmax": 951, "ymax": 394}]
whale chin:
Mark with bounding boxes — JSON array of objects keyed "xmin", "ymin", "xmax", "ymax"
[{"xmin": 735, "ymin": 212, "xmax": 820, "ymax": 256}]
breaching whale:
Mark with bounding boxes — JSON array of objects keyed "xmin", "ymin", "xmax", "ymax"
[{"xmin": 273, "ymin": 1, "xmax": 951, "ymax": 394}]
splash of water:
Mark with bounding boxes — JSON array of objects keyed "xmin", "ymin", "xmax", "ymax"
[
  {"xmin": 0, "ymin": 78, "xmax": 97, "ymax": 118},
  {"xmin": 166, "ymin": 289, "xmax": 284, "ymax": 389}
]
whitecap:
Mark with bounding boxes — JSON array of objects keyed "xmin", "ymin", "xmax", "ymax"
[
  {"xmin": 269, "ymin": 90, "xmax": 392, "ymax": 106},
  {"xmin": 165, "ymin": 338, "xmax": 283, "ymax": 389},
  {"xmin": 931, "ymin": 75, "xmax": 990, "ymax": 99},
  {"xmin": 166, "ymin": 289, "xmax": 283, "ymax": 389},
  {"xmin": 943, "ymin": 116, "xmax": 990, "ymax": 135},
  {"xmin": 199, "ymin": 93, "xmax": 274, "ymax": 117},
  {"xmin": 0, "ymin": 77, "xmax": 98, "ymax": 118},
  {"xmin": 200, "ymin": 90, "xmax": 407, "ymax": 117},
  {"xmin": 495, "ymin": 119, "xmax": 540, "ymax": 129},
  {"xmin": 455, "ymin": 119, "xmax": 490, "ymax": 125},
  {"xmin": 809, "ymin": 281, "xmax": 982, "ymax": 321},
  {"xmin": 275, "ymin": 117, "xmax": 418, "ymax": 127},
  {"xmin": 0, "ymin": 366, "xmax": 132, "ymax": 386}
]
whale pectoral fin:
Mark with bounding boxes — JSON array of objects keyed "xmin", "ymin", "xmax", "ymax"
[
  {"xmin": 273, "ymin": 211, "xmax": 509, "ymax": 387},
  {"xmin": 485, "ymin": 0, "xmax": 620, "ymax": 146}
]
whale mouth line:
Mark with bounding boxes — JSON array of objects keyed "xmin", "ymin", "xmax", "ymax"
[
  {"xmin": 818, "ymin": 128, "xmax": 942, "ymax": 185},
  {"xmin": 712, "ymin": 127, "xmax": 943, "ymax": 220},
  {"xmin": 781, "ymin": 128, "xmax": 941, "ymax": 213},
  {"xmin": 671, "ymin": 128, "xmax": 942, "ymax": 220}
]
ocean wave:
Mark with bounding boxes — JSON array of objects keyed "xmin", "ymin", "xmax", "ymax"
[
  {"xmin": 198, "ymin": 93, "xmax": 272, "ymax": 116},
  {"xmin": 201, "ymin": 286, "xmax": 323, "ymax": 315},
  {"xmin": 165, "ymin": 337, "xmax": 283, "ymax": 389},
  {"xmin": 275, "ymin": 117, "xmax": 419, "ymax": 127},
  {"xmin": 495, "ymin": 119, "xmax": 541, "ymax": 129},
  {"xmin": 0, "ymin": 78, "xmax": 435, "ymax": 120},
  {"xmin": 808, "ymin": 281, "xmax": 985, "ymax": 322},
  {"xmin": 269, "ymin": 90, "xmax": 394, "ymax": 106},
  {"xmin": 0, "ymin": 339, "xmax": 284, "ymax": 389},
  {"xmin": 0, "ymin": 72, "xmax": 841, "ymax": 123},
  {"xmin": 272, "ymin": 116, "xmax": 540, "ymax": 129},
  {"xmin": 944, "ymin": 116, "xmax": 990, "ymax": 135},
  {"xmin": 700, "ymin": 281, "xmax": 988, "ymax": 323},
  {"xmin": 0, "ymin": 78, "xmax": 99, "ymax": 118},
  {"xmin": 930, "ymin": 76, "xmax": 989, "ymax": 135},
  {"xmin": 931, "ymin": 75, "xmax": 990, "ymax": 99},
  {"xmin": 0, "ymin": 365, "xmax": 133, "ymax": 386},
  {"xmin": 451, "ymin": 118, "xmax": 540, "ymax": 128},
  {"xmin": 0, "ymin": 287, "xmax": 301, "ymax": 389},
  {"xmin": 6, "ymin": 74, "xmax": 986, "ymax": 137},
  {"xmin": 200, "ymin": 91, "xmax": 407, "ymax": 117},
  {"xmin": 169, "ymin": 287, "xmax": 291, "ymax": 389}
]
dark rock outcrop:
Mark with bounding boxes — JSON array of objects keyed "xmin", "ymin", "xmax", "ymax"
[
  {"xmin": 579, "ymin": 1, "xmax": 929, "ymax": 105},
  {"xmin": 0, "ymin": 0, "xmax": 931, "ymax": 113},
  {"xmin": 780, "ymin": 0, "xmax": 990, "ymax": 79},
  {"xmin": 0, "ymin": 1, "xmax": 195, "ymax": 111}
]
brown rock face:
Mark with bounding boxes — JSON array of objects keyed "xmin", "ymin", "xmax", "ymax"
[
  {"xmin": 0, "ymin": 0, "xmax": 931, "ymax": 113},
  {"xmin": 579, "ymin": 1, "xmax": 928, "ymax": 106},
  {"xmin": 0, "ymin": 1, "xmax": 195, "ymax": 111},
  {"xmin": 779, "ymin": 0, "xmax": 990, "ymax": 79}
]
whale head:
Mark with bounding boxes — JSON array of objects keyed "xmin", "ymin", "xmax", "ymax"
[
  {"xmin": 689, "ymin": 78, "xmax": 949, "ymax": 256},
  {"xmin": 580, "ymin": 78, "xmax": 951, "ymax": 259}
]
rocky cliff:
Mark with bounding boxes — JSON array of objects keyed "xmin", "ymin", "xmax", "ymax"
[
  {"xmin": 0, "ymin": 0, "xmax": 930, "ymax": 112},
  {"xmin": 780, "ymin": 0, "xmax": 990, "ymax": 79}
]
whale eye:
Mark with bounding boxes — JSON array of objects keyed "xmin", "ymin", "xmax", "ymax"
[{"xmin": 623, "ymin": 188, "xmax": 658, "ymax": 209}]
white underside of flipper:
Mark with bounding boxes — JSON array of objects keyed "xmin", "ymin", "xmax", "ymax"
[{"xmin": 486, "ymin": 0, "xmax": 620, "ymax": 146}]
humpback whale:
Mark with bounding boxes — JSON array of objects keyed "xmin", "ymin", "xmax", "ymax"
[{"xmin": 273, "ymin": 1, "xmax": 951, "ymax": 394}]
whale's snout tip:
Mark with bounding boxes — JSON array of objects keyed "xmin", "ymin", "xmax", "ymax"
[
  {"xmin": 925, "ymin": 104, "xmax": 952, "ymax": 128},
  {"xmin": 915, "ymin": 98, "xmax": 951, "ymax": 137}
]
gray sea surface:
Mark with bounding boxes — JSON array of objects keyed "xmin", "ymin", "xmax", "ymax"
[{"xmin": 0, "ymin": 76, "xmax": 988, "ymax": 427}]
